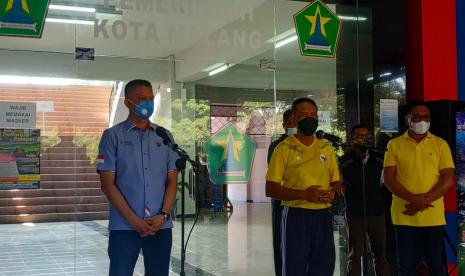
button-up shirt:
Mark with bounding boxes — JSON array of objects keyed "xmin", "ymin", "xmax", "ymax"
[{"xmin": 97, "ymin": 118, "xmax": 178, "ymax": 230}]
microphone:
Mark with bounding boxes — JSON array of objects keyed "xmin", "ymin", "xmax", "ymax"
[
  {"xmin": 156, "ymin": 126, "xmax": 193, "ymax": 169},
  {"xmin": 316, "ymin": 130, "xmax": 342, "ymax": 144},
  {"xmin": 155, "ymin": 126, "xmax": 173, "ymax": 146}
]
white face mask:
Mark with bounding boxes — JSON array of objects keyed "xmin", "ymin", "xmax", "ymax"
[
  {"xmin": 409, "ymin": 120, "xmax": 430, "ymax": 135},
  {"xmin": 287, "ymin": 128, "xmax": 297, "ymax": 136}
]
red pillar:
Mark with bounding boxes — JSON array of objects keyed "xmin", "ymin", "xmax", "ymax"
[
  {"xmin": 404, "ymin": 2, "xmax": 458, "ymax": 274},
  {"xmin": 405, "ymin": 0, "xmax": 458, "ymax": 101}
]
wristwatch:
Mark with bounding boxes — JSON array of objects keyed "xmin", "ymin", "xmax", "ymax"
[{"xmin": 159, "ymin": 211, "xmax": 170, "ymax": 221}]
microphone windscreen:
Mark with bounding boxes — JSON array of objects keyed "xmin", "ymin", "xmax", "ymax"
[{"xmin": 315, "ymin": 130, "xmax": 325, "ymax": 139}]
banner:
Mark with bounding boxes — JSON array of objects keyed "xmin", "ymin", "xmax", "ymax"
[
  {"xmin": 0, "ymin": 128, "xmax": 40, "ymax": 189},
  {"xmin": 456, "ymin": 112, "xmax": 465, "ymax": 274}
]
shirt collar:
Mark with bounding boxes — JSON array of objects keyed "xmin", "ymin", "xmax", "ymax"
[
  {"xmin": 402, "ymin": 130, "xmax": 432, "ymax": 141},
  {"xmin": 290, "ymin": 134, "xmax": 316, "ymax": 148},
  {"xmin": 124, "ymin": 117, "xmax": 156, "ymax": 132}
]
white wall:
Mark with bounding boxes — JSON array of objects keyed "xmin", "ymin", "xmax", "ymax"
[{"xmin": 228, "ymin": 135, "xmax": 271, "ymax": 203}]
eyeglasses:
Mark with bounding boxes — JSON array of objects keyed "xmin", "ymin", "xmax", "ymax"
[{"xmin": 409, "ymin": 114, "xmax": 431, "ymax": 122}]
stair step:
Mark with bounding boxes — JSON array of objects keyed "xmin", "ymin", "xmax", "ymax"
[
  {"xmin": 0, "ymin": 203, "xmax": 108, "ymax": 215},
  {"xmin": 40, "ymin": 152, "xmax": 90, "ymax": 160},
  {"xmin": 40, "ymin": 173, "xmax": 100, "ymax": 181},
  {"xmin": 56, "ymin": 136, "xmax": 76, "ymax": 142},
  {"xmin": 41, "ymin": 167, "xmax": 96, "ymax": 174},
  {"xmin": 0, "ymin": 212, "xmax": 109, "ymax": 224},
  {"xmin": 52, "ymin": 140, "xmax": 79, "ymax": 147},
  {"xmin": 42, "ymin": 147, "xmax": 87, "ymax": 154},
  {"xmin": 41, "ymin": 160, "xmax": 95, "ymax": 167},
  {"xmin": 0, "ymin": 188, "xmax": 104, "ymax": 198},
  {"xmin": 0, "ymin": 196, "xmax": 107, "ymax": 207},
  {"xmin": 40, "ymin": 181, "xmax": 101, "ymax": 189}
]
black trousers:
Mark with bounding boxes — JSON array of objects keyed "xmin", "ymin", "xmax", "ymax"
[{"xmin": 346, "ymin": 214, "xmax": 391, "ymax": 276}]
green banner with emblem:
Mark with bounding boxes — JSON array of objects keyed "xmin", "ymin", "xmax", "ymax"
[
  {"xmin": 0, "ymin": 0, "xmax": 50, "ymax": 38},
  {"xmin": 204, "ymin": 123, "xmax": 256, "ymax": 185},
  {"xmin": 293, "ymin": 0, "xmax": 341, "ymax": 58}
]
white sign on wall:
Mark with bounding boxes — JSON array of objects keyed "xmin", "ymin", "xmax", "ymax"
[
  {"xmin": 380, "ymin": 99, "xmax": 398, "ymax": 133},
  {"xmin": 0, "ymin": 102, "xmax": 36, "ymax": 129},
  {"xmin": 35, "ymin": 101, "xmax": 54, "ymax": 112},
  {"xmin": 318, "ymin": 110, "xmax": 331, "ymax": 132}
]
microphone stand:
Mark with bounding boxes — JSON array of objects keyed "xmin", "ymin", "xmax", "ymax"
[
  {"xmin": 165, "ymin": 142, "xmax": 197, "ymax": 276},
  {"xmin": 330, "ymin": 140, "xmax": 384, "ymax": 275}
]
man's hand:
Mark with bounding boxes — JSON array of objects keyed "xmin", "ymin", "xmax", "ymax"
[
  {"xmin": 129, "ymin": 216, "xmax": 157, "ymax": 237},
  {"xmin": 403, "ymin": 204, "xmax": 420, "ymax": 216},
  {"xmin": 301, "ymin": 185, "xmax": 321, "ymax": 202},
  {"xmin": 144, "ymin": 215, "xmax": 166, "ymax": 234},
  {"xmin": 318, "ymin": 189, "xmax": 336, "ymax": 203},
  {"xmin": 301, "ymin": 185, "xmax": 335, "ymax": 203},
  {"xmin": 407, "ymin": 193, "xmax": 433, "ymax": 210},
  {"xmin": 331, "ymin": 182, "xmax": 344, "ymax": 195},
  {"xmin": 403, "ymin": 193, "xmax": 434, "ymax": 216}
]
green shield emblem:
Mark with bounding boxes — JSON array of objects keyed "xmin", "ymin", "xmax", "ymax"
[
  {"xmin": 204, "ymin": 123, "xmax": 256, "ymax": 185},
  {"xmin": 0, "ymin": 0, "xmax": 50, "ymax": 38},
  {"xmin": 293, "ymin": 0, "xmax": 342, "ymax": 58}
]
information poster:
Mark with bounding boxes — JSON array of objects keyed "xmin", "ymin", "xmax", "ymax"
[
  {"xmin": 0, "ymin": 129, "xmax": 40, "ymax": 190},
  {"xmin": 380, "ymin": 99, "xmax": 398, "ymax": 133}
]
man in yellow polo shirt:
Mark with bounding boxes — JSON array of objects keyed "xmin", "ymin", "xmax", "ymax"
[
  {"xmin": 384, "ymin": 101, "xmax": 455, "ymax": 276},
  {"xmin": 266, "ymin": 98, "xmax": 341, "ymax": 276}
]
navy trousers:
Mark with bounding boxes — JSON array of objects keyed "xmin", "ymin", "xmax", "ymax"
[
  {"xmin": 281, "ymin": 206, "xmax": 335, "ymax": 276},
  {"xmin": 394, "ymin": 225, "xmax": 446, "ymax": 276},
  {"xmin": 108, "ymin": 228, "xmax": 172, "ymax": 276}
]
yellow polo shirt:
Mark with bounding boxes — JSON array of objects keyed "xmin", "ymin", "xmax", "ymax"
[
  {"xmin": 266, "ymin": 135, "xmax": 340, "ymax": 210},
  {"xmin": 384, "ymin": 131, "xmax": 455, "ymax": 226}
]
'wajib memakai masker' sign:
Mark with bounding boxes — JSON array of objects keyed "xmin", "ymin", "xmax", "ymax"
[{"xmin": 0, "ymin": 128, "xmax": 40, "ymax": 189}]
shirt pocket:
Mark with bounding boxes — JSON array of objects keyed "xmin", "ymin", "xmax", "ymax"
[
  {"xmin": 149, "ymin": 144, "xmax": 170, "ymax": 173},
  {"xmin": 423, "ymin": 147, "xmax": 440, "ymax": 171},
  {"xmin": 117, "ymin": 140, "xmax": 136, "ymax": 168}
]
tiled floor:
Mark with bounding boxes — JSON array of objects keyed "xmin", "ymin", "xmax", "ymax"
[{"xmin": 0, "ymin": 203, "xmax": 347, "ymax": 276}]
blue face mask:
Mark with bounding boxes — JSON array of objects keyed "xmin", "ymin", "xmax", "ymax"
[
  {"xmin": 287, "ymin": 128, "xmax": 297, "ymax": 136},
  {"xmin": 130, "ymin": 100, "xmax": 154, "ymax": 120}
]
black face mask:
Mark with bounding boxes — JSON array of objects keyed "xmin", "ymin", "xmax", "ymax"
[
  {"xmin": 297, "ymin": 117, "xmax": 318, "ymax": 136},
  {"xmin": 353, "ymin": 138, "xmax": 372, "ymax": 146}
]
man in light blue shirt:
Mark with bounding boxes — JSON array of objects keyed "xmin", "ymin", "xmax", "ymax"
[{"xmin": 97, "ymin": 79, "xmax": 178, "ymax": 276}]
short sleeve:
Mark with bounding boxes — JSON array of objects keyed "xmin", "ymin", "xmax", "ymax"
[
  {"xmin": 266, "ymin": 144, "xmax": 286, "ymax": 183},
  {"xmin": 439, "ymin": 140, "xmax": 455, "ymax": 170},
  {"xmin": 96, "ymin": 129, "xmax": 117, "ymax": 172},
  {"xmin": 383, "ymin": 140, "xmax": 397, "ymax": 167}
]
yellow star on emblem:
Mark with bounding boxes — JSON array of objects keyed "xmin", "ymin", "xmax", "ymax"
[
  {"xmin": 215, "ymin": 129, "xmax": 244, "ymax": 161},
  {"xmin": 6, "ymin": 0, "xmax": 30, "ymax": 14},
  {"xmin": 305, "ymin": 6, "xmax": 331, "ymax": 37}
]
